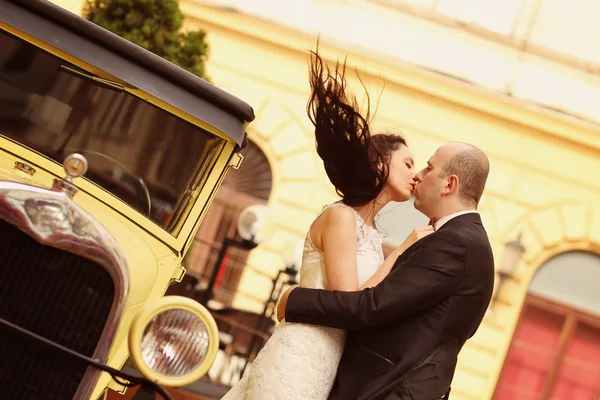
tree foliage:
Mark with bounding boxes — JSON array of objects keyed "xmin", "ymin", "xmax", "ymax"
[{"xmin": 83, "ymin": 0, "xmax": 209, "ymax": 80}]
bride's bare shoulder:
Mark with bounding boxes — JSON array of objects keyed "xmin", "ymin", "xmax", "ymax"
[
  {"xmin": 310, "ymin": 204, "xmax": 357, "ymax": 247},
  {"xmin": 320, "ymin": 204, "xmax": 356, "ymax": 224}
]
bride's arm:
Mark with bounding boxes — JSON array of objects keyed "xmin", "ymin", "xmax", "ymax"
[
  {"xmin": 359, "ymin": 226, "xmax": 435, "ymax": 289},
  {"xmin": 313, "ymin": 206, "xmax": 360, "ymax": 292}
]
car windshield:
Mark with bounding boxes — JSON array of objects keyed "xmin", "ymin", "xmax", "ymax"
[{"xmin": 0, "ymin": 30, "xmax": 224, "ymax": 231}]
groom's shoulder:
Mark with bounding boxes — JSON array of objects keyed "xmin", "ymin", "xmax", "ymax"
[
  {"xmin": 435, "ymin": 220, "xmax": 492, "ymax": 261},
  {"xmin": 438, "ymin": 215, "xmax": 487, "ymax": 242},
  {"xmin": 431, "ymin": 226, "xmax": 469, "ymax": 248},
  {"xmin": 412, "ymin": 229, "xmax": 468, "ymax": 261}
]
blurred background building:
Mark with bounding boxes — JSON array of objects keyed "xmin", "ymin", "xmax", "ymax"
[{"xmin": 54, "ymin": 0, "xmax": 600, "ymax": 399}]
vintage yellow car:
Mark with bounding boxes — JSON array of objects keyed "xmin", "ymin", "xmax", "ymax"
[{"xmin": 0, "ymin": 0, "xmax": 255, "ymax": 399}]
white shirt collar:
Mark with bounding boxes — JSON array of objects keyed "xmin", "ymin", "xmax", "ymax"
[{"xmin": 435, "ymin": 210, "xmax": 478, "ymax": 230}]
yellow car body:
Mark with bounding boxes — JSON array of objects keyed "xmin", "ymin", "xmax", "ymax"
[{"xmin": 0, "ymin": 0, "xmax": 254, "ymax": 398}]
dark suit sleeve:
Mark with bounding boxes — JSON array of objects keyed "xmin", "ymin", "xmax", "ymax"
[{"xmin": 285, "ymin": 230, "xmax": 467, "ymax": 330}]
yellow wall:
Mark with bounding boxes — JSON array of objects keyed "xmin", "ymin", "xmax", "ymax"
[
  {"xmin": 50, "ymin": 1, "xmax": 600, "ymax": 398},
  {"xmin": 51, "ymin": 0, "xmax": 83, "ymax": 14}
]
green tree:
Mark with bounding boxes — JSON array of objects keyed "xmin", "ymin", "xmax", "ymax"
[{"xmin": 83, "ymin": 0, "xmax": 209, "ymax": 80}]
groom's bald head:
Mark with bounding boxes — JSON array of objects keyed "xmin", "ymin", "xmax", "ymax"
[{"xmin": 438, "ymin": 142, "xmax": 489, "ymax": 206}]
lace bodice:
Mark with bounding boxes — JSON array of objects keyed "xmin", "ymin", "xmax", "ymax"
[
  {"xmin": 299, "ymin": 202, "xmax": 385, "ymax": 290},
  {"xmin": 221, "ymin": 201, "xmax": 385, "ymax": 400}
]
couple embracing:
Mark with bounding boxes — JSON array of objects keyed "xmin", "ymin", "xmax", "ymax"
[{"xmin": 222, "ymin": 48, "xmax": 495, "ymax": 400}]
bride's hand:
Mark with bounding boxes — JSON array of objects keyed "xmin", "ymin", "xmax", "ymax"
[{"xmin": 397, "ymin": 226, "xmax": 434, "ymax": 253}]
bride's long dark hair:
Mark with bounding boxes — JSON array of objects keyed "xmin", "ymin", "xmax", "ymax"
[{"xmin": 307, "ymin": 46, "xmax": 407, "ymax": 207}]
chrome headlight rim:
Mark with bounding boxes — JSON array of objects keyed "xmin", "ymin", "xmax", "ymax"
[{"xmin": 128, "ymin": 295, "xmax": 219, "ymax": 387}]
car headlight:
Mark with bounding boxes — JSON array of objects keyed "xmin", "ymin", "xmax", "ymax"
[{"xmin": 128, "ymin": 296, "xmax": 219, "ymax": 386}]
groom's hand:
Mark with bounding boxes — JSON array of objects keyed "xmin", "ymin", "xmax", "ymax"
[{"xmin": 276, "ymin": 286, "xmax": 296, "ymax": 322}]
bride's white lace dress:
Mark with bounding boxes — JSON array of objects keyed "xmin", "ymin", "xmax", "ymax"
[{"xmin": 221, "ymin": 202, "xmax": 384, "ymax": 400}]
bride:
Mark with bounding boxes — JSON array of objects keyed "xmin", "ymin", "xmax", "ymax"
[{"xmin": 221, "ymin": 47, "xmax": 433, "ymax": 400}]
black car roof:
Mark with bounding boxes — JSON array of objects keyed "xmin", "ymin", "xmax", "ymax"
[{"xmin": 1, "ymin": 0, "xmax": 255, "ymax": 146}]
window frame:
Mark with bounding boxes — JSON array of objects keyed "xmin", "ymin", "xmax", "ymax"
[{"xmin": 494, "ymin": 293, "xmax": 600, "ymax": 399}]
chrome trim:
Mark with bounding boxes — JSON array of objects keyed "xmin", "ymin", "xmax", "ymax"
[
  {"xmin": 63, "ymin": 153, "xmax": 89, "ymax": 180},
  {"xmin": 0, "ymin": 180, "xmax": 130, "ymax": 399},
  {"xmin": 51, "ymin": 153, "xmax": 89, "ymax": 198},
  {"xmin": 14, "ymin": 161, "xmax": 36, "ymax": 176}
]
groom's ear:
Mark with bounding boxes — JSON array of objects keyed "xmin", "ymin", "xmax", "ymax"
[{"xmin": 442, "ymin": 174, "xmax": 459, "ymax": 196}]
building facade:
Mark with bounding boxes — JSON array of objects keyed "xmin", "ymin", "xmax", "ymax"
[{"xmin": 53, "ymin": 1, "xmax": 600, "ymax": 398}]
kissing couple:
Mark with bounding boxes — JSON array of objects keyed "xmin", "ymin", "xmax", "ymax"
[{"xmin": 222, "ymin": 47, "xmax": 495, "ymax": 400}]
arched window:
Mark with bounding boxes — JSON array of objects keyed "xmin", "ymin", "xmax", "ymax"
[{"xmin": 494, "ymin": 251, "xmax": 600, "ymax": 399}]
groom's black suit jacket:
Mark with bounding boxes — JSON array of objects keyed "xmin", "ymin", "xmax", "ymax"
[{"xmin": 285, "ymin": 213, "xmax": 495, "ymax": 400}]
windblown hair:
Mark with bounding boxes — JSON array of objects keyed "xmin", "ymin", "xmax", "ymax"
[{"xmin": 307, "ymin": 47, "xmax": 406, "ymax": 206}]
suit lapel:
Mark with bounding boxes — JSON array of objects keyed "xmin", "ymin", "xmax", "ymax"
[{"xmin": 390, "ymin": 237, "xmax": 427, "ymax": 272}]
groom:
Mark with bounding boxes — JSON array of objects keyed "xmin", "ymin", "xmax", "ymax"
[{"xmin": 277, "ymin": 142, "xmax": 495, "ymax": 400}]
